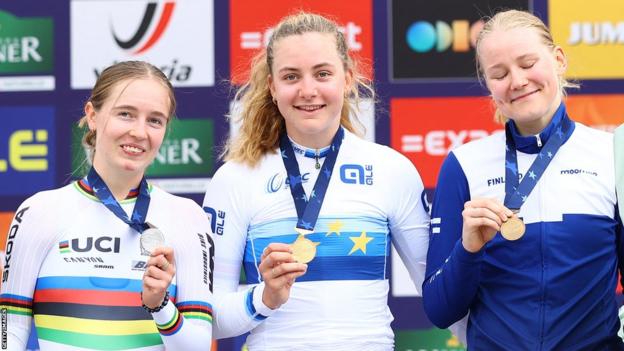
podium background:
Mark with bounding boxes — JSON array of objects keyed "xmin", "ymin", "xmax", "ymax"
[{"xmin": 1, "ymin": 0, "xmax": 624, "ymax": 350}]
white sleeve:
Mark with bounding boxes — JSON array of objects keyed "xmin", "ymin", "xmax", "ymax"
[
  {"xmin": 0, "ymin": 195, "xmax": 56, "ymax": 351},
  {"xmin": 387, "ymin": 153, "xmax": 430, "ymax": 296},
  {"xmin": 151, "ymin": 202, "xmax": 213, "ymax": 350},
  {"xmin": 202, "ymin": 163, "xmax": 275, "ymax": 339}
]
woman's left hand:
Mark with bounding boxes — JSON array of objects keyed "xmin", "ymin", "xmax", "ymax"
[{"xmin": 142, "ymin": 246, "xmax": 176, "ymax": 309}]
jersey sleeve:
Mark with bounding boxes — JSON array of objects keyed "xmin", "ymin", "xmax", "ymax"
[
  {"xmin": 386, "ymin": 153, "xmax": 430, "ymax": 295},
  {"xmin": 422, "ymin": 152, "xmax": 483, "ymax": 329},
  {"xmin": 150, "ymin": 202, "xmax": 214, "ymax": 350},
  {"xmin": 0, "ymin": 195, "xmax": 56, "ymax": 350},
  {"xmin": 202, "ymin": 163, "xmax": 274, "ymax": 339}
]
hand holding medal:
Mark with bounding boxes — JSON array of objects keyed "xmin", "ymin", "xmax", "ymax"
[
  {"xmin": 258, "ymin": 243, "xmax": 308, "ymax": 309},
  {"xmin": 462, "ymin": 198, "xmax": 514, "ymax": 253},
  {"xmin": 140, "ymin": 226, "xmax": 175, "ymax": 310},
  {"xmin": 142, "ymin": 245, "xmax": 176, "ymax": 310}
]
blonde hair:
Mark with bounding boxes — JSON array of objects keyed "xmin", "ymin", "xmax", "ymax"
[
  {"xmin": 78, "ymin": 61, "xmax": 176, "ymax": 158},
  {"xmin": 225, "ymin": 12, "xmax": 374, "ymax": 167},
  {"xmin": 475, "ymin": 9, "xmax": 579, "ymax": 123}
]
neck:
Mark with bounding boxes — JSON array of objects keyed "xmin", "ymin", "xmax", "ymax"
[
  {"xmin": 514, "ymin": 119, "xmax": 550, "ymax": 136},
  {"xmin": 287, "ymin": 127, "xmax": 340, "ymax": 150},
  {"xmin": 513, "ymin": 98, "xmax": 563, "ymax": 136},
  {"xmin": 92, "ymin": 162, "xmax": 142, "ymax": 201}
]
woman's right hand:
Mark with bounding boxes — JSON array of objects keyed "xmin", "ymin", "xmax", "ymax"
[
  {"xmin": 461, "ymin": 198, "xmax": 513, "ymax": 253},
  {"xmin": 259, "ymin": 243, "xmax": 308, "ymax": 309}
]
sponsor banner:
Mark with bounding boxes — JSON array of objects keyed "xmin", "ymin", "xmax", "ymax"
[
  {"xmin": 230, "ymin": 0, "xmax": 373, "ymax": 84},
  {"xmin": 566, "ymin": 94, "xmax": 624, "ymax": 132},
  {"xmin": 549, "ymin": 0, "xmax": 624, "ymax": 79},
  {"xmin": 72, "ymin": 118, "xmax": 214, "ymax": 179},
  {"xmin": 0, "ymin": 10, "xmax": 55, "ymax": 91},
  {"xmin": 395, "ymin": 328, "xmax": 465, "ymax": 351},
  {"xmin": 390, "ymin": 0, "xmax": 531, "ymax": 81},
  {"xmin": 0, "ymin": 107, "xmax": 55, "ymax": 196},
  {"xmin": 229, "ymin": 98, "xmax": 376, "ymax": 143},
  {"xmin": 390, "ymin": 97, "xmax": 502, "ymax": 189},
  {"xmin": 70, "ymin": 0, "xmax": 214, "ymax": 88}
]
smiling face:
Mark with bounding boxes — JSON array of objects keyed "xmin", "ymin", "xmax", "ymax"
[
  {"xmin": 86, "ymin": 78, "xmax": 170, "ymax": 184},
  {"xmin": 269, "ymin": 31, "xmax": 351, "ymax": 148},
  {"xmin": 479, "ymin": 27, "xmax": 566, "ymax": 135}
]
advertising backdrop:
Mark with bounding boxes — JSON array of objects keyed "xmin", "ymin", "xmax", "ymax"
[{"xmin": 1, "ymin": 0, "xmax": 623, "ymax": 350}]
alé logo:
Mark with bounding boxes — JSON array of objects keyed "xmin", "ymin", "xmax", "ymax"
[{"xmin": 111, "ymin": 1, "xmax": 175, "ymax": 54}]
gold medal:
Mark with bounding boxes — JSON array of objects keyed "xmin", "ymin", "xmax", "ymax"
[
  {"xmin": 291, "ymin": 226, "xmax": 319, "ymax": 263},
  {"xmin": 500, "ymin": 214, "xmax": 525, "ymax": 241}
]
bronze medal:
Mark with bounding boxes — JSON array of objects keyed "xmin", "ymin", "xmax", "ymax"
[{"xmin": 500, "ymin": 215, "xmax": 525, "ymax": 241}]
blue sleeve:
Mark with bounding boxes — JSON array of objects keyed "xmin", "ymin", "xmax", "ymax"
[{"xmin": 422, "ymin": 152, "xmax": 483, "ymax": 328}]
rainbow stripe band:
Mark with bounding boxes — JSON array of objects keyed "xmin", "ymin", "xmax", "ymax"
[
  {"xmin": 27, "ymin": 276, "xmax": 178, "ymax": 349},
  {"xmin": 0, "ymin": 294, "xmax": 33, "ymax": 317},
  {"xmin": 156, "ymin": 308, "xmax": 183, "ymax": 336},
  {"xmin": 176, "ymin": 301, "xmax": 213, "ymax": 323}
]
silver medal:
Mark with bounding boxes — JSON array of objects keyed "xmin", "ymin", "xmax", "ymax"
[{"xmin": 140, "ymin": 228, "xmax": 165, "ymax": 255}]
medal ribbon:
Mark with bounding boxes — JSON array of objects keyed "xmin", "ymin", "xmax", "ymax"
[
  {"xmin": 86, "ymin": 166, "xmax": 151, "ymax": 233},
  {"xmin": 504, "ymin": 112, "xmax": 573, "ymax": 210},
  {"xmin": 279, "ymin": 127, "xmax": 344, "ymax": 232}
]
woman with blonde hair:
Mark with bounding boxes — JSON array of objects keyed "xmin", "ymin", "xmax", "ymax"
[
  {"xmin": 423, "ymin": 9, "xmax": 624, "ymax": 349},
  {"xmin": 203, "ymin": 12, "xmax": 430, "ymax": 350}
]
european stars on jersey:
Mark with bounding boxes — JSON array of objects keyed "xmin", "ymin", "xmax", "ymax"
[{"xmin": 204, "ymin": 130, "xmax": 430, "ymax": 351}]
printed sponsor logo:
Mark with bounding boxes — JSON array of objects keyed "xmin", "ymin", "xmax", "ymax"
[
  {"xmin": 340, "ymin": 164, "xmax": 373, "ymax": 185},
  {"xmin": 549, "ymin": 0, "xmax": 624, "ymax": 78},
  {"xmin": 390, "ymin": 97, "xmax": 502, "ymax": 188},
  {"xmin": 70, "ymin": 0, "xmax": 215, "ymax": 88},
  {"xmin": 265, "ymin": 172, "xmax": 311, "ymax": 194},
  {"xmin": 0, "ymin": 107, "xmax": 55, "ymax": 196},
  {"xmin": 2, "ymin": 207, "xmax": 29, "ymax": 283},
  {"xmin": 197, "ymin": 232, "xmax": 214, "ymax": 291},
  {"xmin": 390, "ymin": 0, "xmax": 530, "ymax": 81},
  {"xmin": 230, "ymin": 0, "xmax": 372, "ymax": 84},
  {"xmin": 203, "ymin": 206, "xmax": 225, "ymax": 236},
  {"xmin": 132, "ymin": 260, "xmax": 147, "ymax": 271},
  {"xmin": 60, "ymin": 237, "xmax": 121, "ymax": 254},
  {"xmin": 560, "ymin": 168, "xmax": 598, "ymax": 176},
  {"xmin": 0, "ymin": 10, "xmax": 55, "ymax": 91}
]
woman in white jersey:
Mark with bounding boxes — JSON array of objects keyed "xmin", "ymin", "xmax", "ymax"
[
  {"xmin": 203, "ymin": 12, "xmax": 430, "ymax": 350},
  {"xmin": 0, "ymin": 61, "xmax": 213, "ymax": 350}
]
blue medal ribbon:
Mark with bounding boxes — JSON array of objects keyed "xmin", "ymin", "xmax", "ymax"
[
  {"xmin": 86, "ymin": 167, "xmax": 151, "ymax": 233},
  {"xmin": 504, "ymin": 112, "xmax": 573, "ymax": 210},
  {"xmin": 279, "ymin": 127, "xmax": 344, "ymax": 232}
]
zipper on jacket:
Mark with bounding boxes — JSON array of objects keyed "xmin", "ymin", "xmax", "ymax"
[{"xmin": 535, "ymin": 134, "xmax": 543, "ymax": 147}]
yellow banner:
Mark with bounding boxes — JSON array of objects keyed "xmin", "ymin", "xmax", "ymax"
[{"xmin": 549, "ymin": 0, "xmax": 624, "ymax": 79}]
